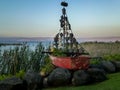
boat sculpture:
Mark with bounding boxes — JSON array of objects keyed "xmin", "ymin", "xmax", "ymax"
[{"xmin": 49, "ymin": 1, "xmax": 91, "ymax": 70}]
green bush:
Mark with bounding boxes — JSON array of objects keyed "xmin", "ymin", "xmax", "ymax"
[
  {"xmin": 41, "ymin": 56, "xmax": 55, "ymax": 76},
  {"xmin": 15, "ymin": 70, "xmax": 25, "ymax": 79},
  {"xmin": 52, "ymin": 48, "xmax": 66, "ymax": 57},
  {"xmin": 90, "ymin": 58, "xmax": 101, "ymax": 65},
  {"xmin": 0, "ymin": 70, "xmax": 25, "ymax": 81},
  {"xmin": 103, "ymin": 54, "xmax": 120, "ymax": 61},
  {"xmin": 0, "ymin": 74, "xmax": 12, "ymax": 81}
]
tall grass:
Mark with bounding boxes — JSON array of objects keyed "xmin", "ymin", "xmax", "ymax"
[
  {"xmin": 0, "ymin": 41, "xmax": 120, "ymax": 75},
  {"xmin": 80, "ymin": 42, "xmax": 120, "ymax": 58},
  {"xmin": 0, "ymin": 42, "xmax": 45, "ymax": 75}
]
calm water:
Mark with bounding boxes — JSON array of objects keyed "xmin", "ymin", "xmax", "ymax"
[
  {"xmin": 0, "ymin": 37, "xmax": 119, "ymax": 52},
  {"xmin": 0, "ymin": 40, "xmax": 53, "ymax": 52}
]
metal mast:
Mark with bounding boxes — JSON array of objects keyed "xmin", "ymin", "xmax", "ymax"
[
  {"xmin": 54, "ymin": 1, "xmax": 78, "ymax": 51},
  {"xmin": 61, "ymin": 1, "xmax": 69, "ymax": 49}
]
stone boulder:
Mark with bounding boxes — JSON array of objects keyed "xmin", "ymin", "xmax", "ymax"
[
  {"xmin": 89, "ymin": 64, "xmax": 104, "ymax": 70},
  {"xmin": 43, "ymin": 78, "xmax": 49, "ymax": 88},
  {"xmin": 23, "ymin": 70, "xmax": 43, "ymax": 90},
  {"xmin": 72, "ymin": 70, "xmax": 90, "ymax": 86},
  {"xmin": 87, "ymin": 68, "xmax": 107, "ymax": 82},
  {"xmin": 101, "ymin": 61, "xmax": 116, "ymax": 73},
  {"xmin": 0, "ymin": 76, "xmax": 26, "ymax": 90},
  {"xmin": 47, "ymin": 68, "xmax": 71, "ymax": 86},
  {"xmin": 111, "ymin": 61, "xmax": 120, "ymax": 72}
]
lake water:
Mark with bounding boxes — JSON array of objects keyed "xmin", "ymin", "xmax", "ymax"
[
  {"xmin": 0, "ymin": 41, "xmax": 52, "ymax": 52},
  {"xmin": 0, "ymin": 37, "xmax": 119, "ymax": 52}
]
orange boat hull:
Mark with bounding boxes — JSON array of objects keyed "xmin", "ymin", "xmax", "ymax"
[{"xmin": 49, "ymin": 55, "xmax": 91, "ymax": 70}]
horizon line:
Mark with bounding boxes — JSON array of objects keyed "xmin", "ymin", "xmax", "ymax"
[{"xmin": 0, "ymin": 36, "xmax": 120, "ymax": 38}]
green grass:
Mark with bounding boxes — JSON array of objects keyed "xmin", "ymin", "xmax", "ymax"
[{"xmin": 44, "ymin": 72, "xmax": 120, "ymax": 90}]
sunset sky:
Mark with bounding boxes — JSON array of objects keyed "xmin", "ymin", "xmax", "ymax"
[{"xmin": 0, "ymin": 0, "xmax": 120, "ymax": 38}]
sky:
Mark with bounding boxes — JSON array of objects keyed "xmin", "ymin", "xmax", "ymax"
[{"xmin": 0, "ymin": 0, "xmax": 120, "ymax": 38}]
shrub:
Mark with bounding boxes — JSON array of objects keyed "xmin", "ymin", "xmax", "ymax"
[
  {"xmin": 41, "ymin": 56, "xmax": 55, "ymax": 76},
  {"xmin": 103, "ymin": 54, "xmax": 120, "ymax": 61},
  {"xmin": 15, "ymin": 70, "xmax": 25, "ymax": 79},
  {"xmin": 0, "ymin": 74, "xmax": 12, "ymax": 81},
  {"xmin": 52, "ymin": 48, "xmax": 66, "ymax": 57}
]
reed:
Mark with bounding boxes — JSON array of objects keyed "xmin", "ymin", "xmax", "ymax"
[
  {"xmin": 80, "ymin": 41, "xmax": 120, "ymax": 58},
  {"xmin": 0, "ymin": 42, "xmax": 45, "ymax": 75}
]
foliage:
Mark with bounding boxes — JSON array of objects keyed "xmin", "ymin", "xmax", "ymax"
[
  {"xmin": 82, "ymin": 41, "xmax": 120, "ymax": 63},
  {"xmin": 29, "ymin": 43, "xmax": 45, "ymax": 72},
  {"xmin": 15, "ymin": 70, "xmax": 25, "ymax": 79},
  {"xmin": 0, "ymin": 74, "xmax": 12, "ymax": 81},
  {"xmin": 90, "ymin": 57, "xmax": 102, "ymax": 65},
  {"xmin": 103, "ymin": 54, "xmax": 120, "ymax": 61},
  {"xmin": 0, "ymin": 42, "xmax": 45, "ymax": 75},
  {"xmin": 52, "ymin": 48, "xmax": 66, "ymax": 57},
  {"xmin": 41, "ymin": 55, "xmax": 54, "ymax": 76},
  {"xmin": 0, "ymin": 70, "xmax": 25, "ymax": 81}
]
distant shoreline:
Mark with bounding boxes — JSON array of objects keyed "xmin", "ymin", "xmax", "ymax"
[
  {"xmin": 0, "ymin": 36, "xmax": 120, "ymax": 43},
  {"xmin": 0, "ymin": 43, "xmax": 22, "ymax": 46}
]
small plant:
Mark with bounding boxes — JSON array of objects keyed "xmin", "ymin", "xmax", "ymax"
[
  {"xmin": 41, "ymin": 56, "xmax": 55, "ymax": 76},
  {"xmin": 15, "ymin": 70, "xmax": 25, "ymax": 79},
  {"xmin": 52, "ymin": 48, "xmax": 66, "ymax": 57},
  {"xmin": 0, "ymin": 74, "xmax": 12, "ymax": 81},
  {"xmin": 0, "ymin": 70, "xmax": 25, "ymax": 81},
  {"xmin": 90, "ymin": 57, "xmax": 101, "ymax": 65},
  {"xmin": 103, "ymin": 54, "xmax": 120, "ymax": 61}
]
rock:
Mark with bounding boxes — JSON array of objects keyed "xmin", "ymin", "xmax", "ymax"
[
  {"xmin": 24, "ymin": 70, "xmax": 43, "ymax": 90},
  {"xmin": 47, "ymin": 68, "xmax": 71, "ymax": 86},
  {"xmin": 101, "ymin": 61, "xmax": 116, "ymax": 73},
  {"xmin": 0, "ymin": 76, "xmax": 26, "ymax": 90},
  {"xmin": 43, "ymin": 78, "xmax": 49, "ymax": 88},
  {"xmin": 89, "ymin": 64, "xmax": 104, "ymax": 70},
  {"xmin": 111, "ymin": 61, "xmax": 120, "ymax": 72},
  {"xmin": 72, "ymin": 70, "xmax": 90, "ymax": 86},
  {"xmin": 87, "ymin": 68, "xmax": 107, "ymax": 82}
]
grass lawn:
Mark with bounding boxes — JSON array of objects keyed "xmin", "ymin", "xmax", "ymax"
[{"xmin": 44, "ymin": 72, "xmax": 120, "ymax": 90}]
